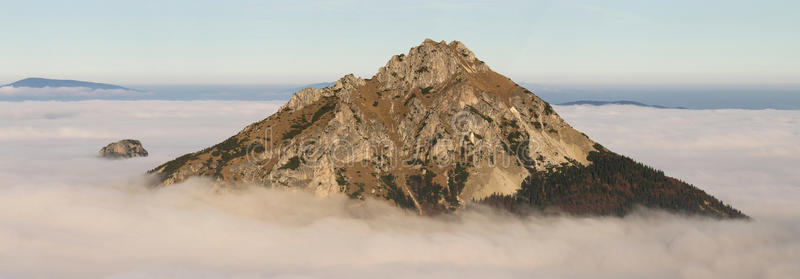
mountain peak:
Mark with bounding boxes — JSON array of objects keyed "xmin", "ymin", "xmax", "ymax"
[
  {"xmin": 149, "ymin": 39, "xmax": 746, "ymax": 219},
  {"xmin": 375, "ymin": 39, "xmax": 490, "ymax": 91}
]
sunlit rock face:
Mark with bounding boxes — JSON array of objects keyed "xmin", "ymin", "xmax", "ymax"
[
  {"xmin": 99, "ymin": 139, "xmax": 149, "ymax": 159},
  {"xmin": 149, "ymin": 39, "xmax": 745, "ymax": 218}
]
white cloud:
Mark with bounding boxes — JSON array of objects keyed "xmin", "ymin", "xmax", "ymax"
[
  {"xmin": 0, "ymin": 86, "xmax": 138, "ymax": 98},
  {"xmin": 555, "ymin": 105, "xmax": 800, "ymax": 218},
  {"xmin": 0, "ymin": 101, "xmax": 798, "ymax": 278},
  {"xmin": 0, "ymin": 126, "xmax": 115, "ymax": 140}
]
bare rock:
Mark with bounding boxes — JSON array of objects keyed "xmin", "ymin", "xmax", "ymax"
[
  {"xmin": 147, "ymin": 39, "xmax": 746, "ymax": 218},
  {"xmin": 99, "ymin": 139, "xmax": 148, "ymax": 159}
]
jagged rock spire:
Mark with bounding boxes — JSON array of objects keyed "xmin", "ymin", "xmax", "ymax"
[
  {"xmin": 285, "ymin": 39, "xmax": 487, "ymax": 111},
  {"xmin": 375, "ymin": 39, "xmax": 490, "ymax": 91}
]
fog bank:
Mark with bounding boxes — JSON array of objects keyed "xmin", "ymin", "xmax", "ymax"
[{"xmin": 0, "ymin": 101, "xmax": 798, "ymax": 278}]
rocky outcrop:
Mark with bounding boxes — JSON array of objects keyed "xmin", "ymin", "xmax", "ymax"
[
  {"xmin": 375, "ymin": 39, "xmax": 490, "ymax": 91},
  {"xmin": 99, "ymin": 139, "xmax": 148, "ymax": 159},
  {"xmin": 148, "ymin": 39, "xmax": 745, "ymax": 218}
]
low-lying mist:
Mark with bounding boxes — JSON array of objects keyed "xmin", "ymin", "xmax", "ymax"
[{"xmin": 0, "ymin": 101, "xmax": 798, "ymax": 278}]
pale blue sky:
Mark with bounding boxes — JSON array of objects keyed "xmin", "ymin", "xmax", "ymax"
[{"xmin": 1, "ymin": 0, "xmax": 797, "ymax": 85}]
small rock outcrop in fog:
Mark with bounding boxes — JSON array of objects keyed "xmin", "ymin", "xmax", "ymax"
[{"xmin": 99, "ymin": 139, "xmax": 149, "ymax": 159}]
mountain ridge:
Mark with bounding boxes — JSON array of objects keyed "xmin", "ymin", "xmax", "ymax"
[
  {"xmin": 559, "ymin": 100, "xmax": 688, "ymax": 109},
  {"xmin": 148, "ymin": 39, "xmax": 746, "ymax": 218}
]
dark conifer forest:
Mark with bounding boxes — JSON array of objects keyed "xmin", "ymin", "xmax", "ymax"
[{"xmin": 481, "ymin": 145, "xmax": 747, "ymax": 218}]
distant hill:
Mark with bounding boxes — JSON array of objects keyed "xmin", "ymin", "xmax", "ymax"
[
  {"xmin": 304, "ymin": 82, "xmax": 335, "ymax": 89},
  {"xmin": 2, "ymin": 78, "xmax": 136, "ymax": 91},
  {"xmin": 559, "ymin": 100, "xmax": 687, "ymax": 109},
  {"xmin": 282, "ymin": 82, "xmax": 335, "ymax": 94},
  {"xmin": 522, "ymin": 83, "xmax": 800, "ymax": 110}
]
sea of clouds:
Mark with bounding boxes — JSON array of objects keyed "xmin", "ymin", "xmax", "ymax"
[
  {"xmin": 0, "ymin": 87, "xmax": 144, "ymax": 100},
  {"xmin": 0, "ymin": 101, "xmax": 798, "ymax": 279}
]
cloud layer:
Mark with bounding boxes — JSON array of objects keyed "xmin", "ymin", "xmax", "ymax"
[
  {"xmin": 0, "ymin": 101, "xmax": 798, "ymax": 278},
  {"xmin": 556, "ymin": 105, "xmax": 800, "ymax": 219},
  {"xmin": 0, "ymin": 86, "xmax": 140, "ymax": 99}
]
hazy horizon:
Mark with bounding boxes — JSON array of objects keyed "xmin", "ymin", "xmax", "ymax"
[{"xmin": 4, "ymin": 79, "xmax": 799, "ymax": 109}]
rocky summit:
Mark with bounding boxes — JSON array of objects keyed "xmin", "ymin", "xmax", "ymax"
[
  {"xmin": 100, "ymin": 139, "xmax": 149, "ymax": 159},
  {"xmin": 149, "ymin": 39, "xmax": 746, "ymax": 218}
]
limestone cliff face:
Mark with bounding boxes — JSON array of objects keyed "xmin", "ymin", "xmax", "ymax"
[{"xmin": 149, "ymin": 39, "xmax": 745, "ymax": 218}]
